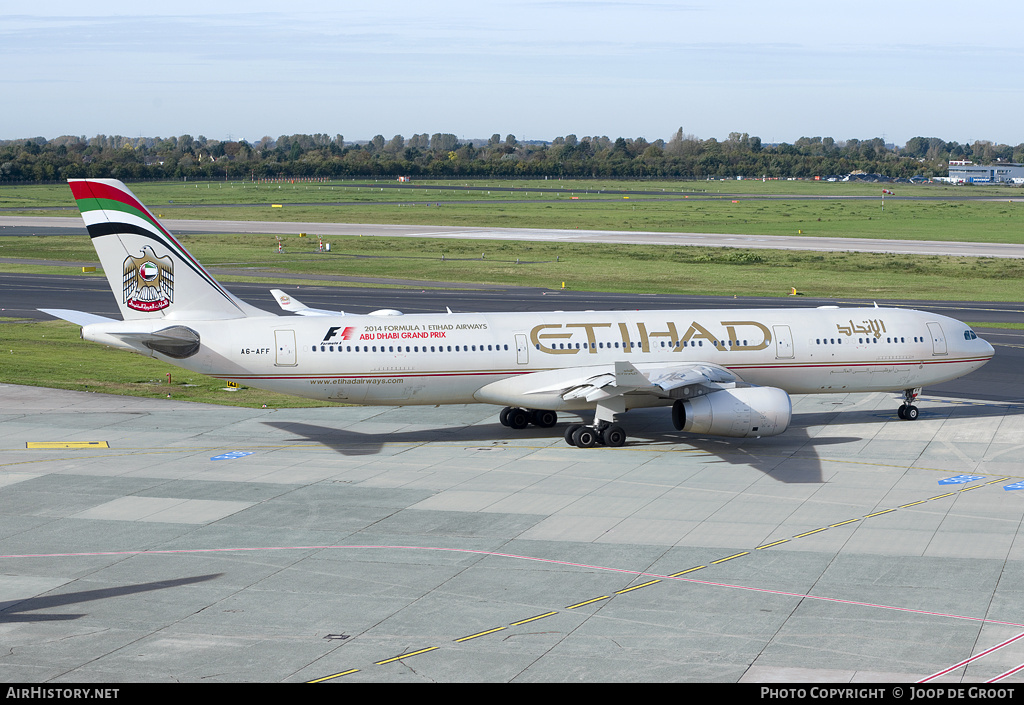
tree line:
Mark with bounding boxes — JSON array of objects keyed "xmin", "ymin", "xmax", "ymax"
[{"xmin": 2, "ymin": 129, "xmax": 1022, "ymax": 183}]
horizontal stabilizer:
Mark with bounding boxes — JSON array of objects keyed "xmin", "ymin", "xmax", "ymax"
[
  {"xmin": 270, "ymin": 289, "xmax": 342, "ymax": 316},
  {"xmin": 39, "ymin": 309, "xmax": 117, "ymax": 326}
]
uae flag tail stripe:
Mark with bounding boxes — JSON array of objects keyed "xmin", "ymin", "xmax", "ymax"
[
  {"xmin": 67, "ymin": 179, "xmax": 240, "ymax": 309},
  {"xmin": 69, "ymin": 180, "xmax": 197, "ymax": 265},
  {"xmin": 70, "ymin": 180, "xmax": 166, "ymax": 235}
]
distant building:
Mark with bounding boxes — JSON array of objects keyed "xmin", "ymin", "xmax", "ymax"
[{"xmin": 946, "ymin": 160, "xmax": 1024, "ymax": 184}]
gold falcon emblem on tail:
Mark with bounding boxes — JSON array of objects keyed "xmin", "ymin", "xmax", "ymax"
[{"xmin": 122, "ymin": 246, "xmax": 174, "ymax": 312}]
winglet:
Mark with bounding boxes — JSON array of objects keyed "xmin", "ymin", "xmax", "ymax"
[
  {"xmin": 614, "ymin": 361, "xmax": 647, "ymax": 389},
  {"xmin": 270, "ymin": 289, "xmax": 342, "ymax": 316}
]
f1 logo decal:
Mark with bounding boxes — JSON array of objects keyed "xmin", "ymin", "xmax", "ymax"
[{"xmin": 322, "ymin": 326, "xmax": 356, "ymax": 342}]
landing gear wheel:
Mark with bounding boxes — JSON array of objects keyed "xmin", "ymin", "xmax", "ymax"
[
  {"xmin": 564, "ymin": 424, "xmax": 582, "ymax": 446},
  {"xmin": 601, "ymin": 424, "xmax": 626, "ymax": 447},
  {"xmin": 530, "ymin": 409, "xmax": 558, "ymax": 428},
  {"xmin": 898, "ymin": 388, "xmax": 921, "ymax": 421},
  {"xmin": 572, "ymin": 426, "xmax": 598, "ymax": 448},
  {"xmin": 897, "ymin": 404, "xmax": 919, "ymax": 420},
  {"xmin": 506, "ymin": 407, "xmax": 530, "ymax": 429},
  {"xmin": 499, "ymin": 407, "xmax": 513, "ymax": 427}
]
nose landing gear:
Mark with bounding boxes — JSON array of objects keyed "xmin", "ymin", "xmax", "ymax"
[{"xmin": 897, "ymin": 388, "xmax": 921, "ymax": 420}]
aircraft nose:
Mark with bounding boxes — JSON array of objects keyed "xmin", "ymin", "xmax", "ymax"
[{"xmin": 982, "ymin": 337, "xmax": 995, "ymax": 358}]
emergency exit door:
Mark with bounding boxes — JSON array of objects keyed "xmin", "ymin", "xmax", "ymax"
[
  {"xmin": 773, "ymin": 325, "xmax": 794, "ymax": 359},
  {"xmin": 515, "ymin": 334, "xmax": 529, "ymax": 364}
]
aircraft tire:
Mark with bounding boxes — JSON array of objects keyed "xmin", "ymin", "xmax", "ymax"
[
  {"xmin": 530, "ymin": 409, "xmax": 558, "ymax": 428},
  {"xmin": 499, "ymin": 407, "xmax": 513, "ymax": 426},
  {"xmin": 507, "ymin": 408, "xmax": 530, "ymax": 429},
  {"xmin": 897, "ymin": 405, "xmax": 907, "ymax": 420},
  {"xmin": 905, "ymin": 405, "xmax": 919, "ymax": 420},
  {"xmin": 564, "ymin": 424, "xmax": 582, "ymax": 446},
  {"xmin": 601, "ymin": 425, "xmax": 626, "ymax": 447},
  {"xmin": 572, "ymin": 426, "xmax": 598, "ymax": 448}
]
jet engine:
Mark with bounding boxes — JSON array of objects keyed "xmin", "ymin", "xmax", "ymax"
[{"xmin": 671, "ymin": 387, "xmax": 791, "ymax": 438}]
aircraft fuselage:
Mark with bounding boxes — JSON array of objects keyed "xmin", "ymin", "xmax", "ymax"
[{"xmin": 83, "ymin": 305, "xmax": 992, "ymax": 408}]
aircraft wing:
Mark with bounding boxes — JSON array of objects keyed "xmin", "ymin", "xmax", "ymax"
[
  {"xmin": 475, "ymin": 360, "xmax": 742, "ymax": 407},
  {"xmin": 557, "ymin": 360, "xmax": 739, "ymax": 402},
  {"xmin": 270, "ymin": 289, "xmax": 343, "ymax": 316}
]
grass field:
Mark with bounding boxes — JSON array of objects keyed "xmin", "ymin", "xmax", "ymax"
[
  {"xmin": 4, "ymin": 231, "xmax": 1024, "ymax": 300},
  {"xmin": 4, "ymin": 178, "xmax": 1024, "ymax": 243},
  {"xmin": 1, "ymin": 178, "xmax": 1022, "ymax": 405}
]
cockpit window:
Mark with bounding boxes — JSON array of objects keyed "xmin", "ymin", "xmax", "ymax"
[{"xmin": 964, "ymin": 330, "xmax": 978, "ymax": 340}]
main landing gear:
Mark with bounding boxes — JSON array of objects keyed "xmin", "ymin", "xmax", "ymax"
[
  {"xmin": 499, "ymin": 406, "xmax": 557, "ymax": 429},
  {"xmin": 563, "ymin": 422, "xmax": 626, "ymax": 448},
  {"xmin": 498, "ymin": 407, "xmax": 627, "ymax": 447},
  {"xmin": 897, "ymin": 388, "xmax": 921, "ymax": 420}
]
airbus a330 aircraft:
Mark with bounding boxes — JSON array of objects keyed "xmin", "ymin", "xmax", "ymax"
[{"xmin": 44, "ymin": 179, "xmax": 994, "ymax": 448}]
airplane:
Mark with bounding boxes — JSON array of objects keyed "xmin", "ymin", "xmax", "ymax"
[{"xmin": 42, "ymin": 179, "xmax": 994, "ymax": 448}]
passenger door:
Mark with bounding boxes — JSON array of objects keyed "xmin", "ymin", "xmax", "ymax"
[
  {"xmin": 926, "ymin": 322, "xmax": 947, "ymax": 355},
  {"xmin": 275, "ymin": 330, "xmax": 297, "ymax": 366}
]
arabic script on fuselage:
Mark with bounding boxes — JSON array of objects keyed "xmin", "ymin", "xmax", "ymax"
[{"xmin": 835, "ymin": 319, "xmax": 887, "ymax": 338}]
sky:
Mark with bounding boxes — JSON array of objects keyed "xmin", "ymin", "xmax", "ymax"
[{"xmin": 4, "ymin": 1, "xmax": 1023, "ymax": 147}]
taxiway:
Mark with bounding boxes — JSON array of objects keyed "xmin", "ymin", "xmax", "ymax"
[
  {"xmin": 2, "ymin": 256, "xmax": 1023, "ymax": 682},
  {"xmin": 4, "ymin": 216, "xmax": 1024, "ymax": 258},
  {"xmin": 2, "ymin": 382, "xmax": 1024, "ymax": 682}
]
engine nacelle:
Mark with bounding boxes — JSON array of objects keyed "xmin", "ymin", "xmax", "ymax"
[{"xmin": 672, "ymin": 387, "xmax": 792, "ymax": 438}]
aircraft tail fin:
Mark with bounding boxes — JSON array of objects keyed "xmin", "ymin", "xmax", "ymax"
[{"xmin": 68, "ymin": 179, "xmax": 267, "ymax": 321}]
